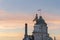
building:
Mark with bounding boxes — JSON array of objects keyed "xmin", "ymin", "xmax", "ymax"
[{"xmin": 23, "ymin": 14, "xmax": 54, "ymax": 40}]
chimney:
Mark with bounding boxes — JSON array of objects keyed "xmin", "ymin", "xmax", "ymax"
[
  {"xmin": 54, "ymin": 36, "xmax": 56, "ymax": 40},
  {"xmin": 25, "ymin": 23, "xmax": 28, "ymax": 37}
]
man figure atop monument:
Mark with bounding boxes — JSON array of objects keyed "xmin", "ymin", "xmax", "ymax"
[
  {"xmin": 33, "ymin": 14, "xmax": 39, "ymax": 24},
  {"xmin": 33, "ymin": 14, "xmax": 46, "ymax": 25}
]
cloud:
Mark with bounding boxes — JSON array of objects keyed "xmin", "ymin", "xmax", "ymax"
[
  {"xmin": 0, "ymin": 9, "xmax": 60, "ymax": 31},
  {"xmin": 0, "ymin": 32, "xmax": 24, "ymax": 37},
  {"xmin": 56, "ymin": 35, "xmax": 60, "ymax": 40},
  {"xmin": 49, "ymin": 34, "xmax": 60, "ymax": 40},
  {"xmin": 0, "ymin": 0, "xmax": 2, "ymax": 2},
  {"xmin": 0, "ymin": 10, "xmax": 60, "ymax": 40},
  {"xmin": 0, "ymin": 10, "xmax": 34, "ymax": 29},
  {"xmin": 0, "ymin": 32, "xmax": 24, "ymax": 40}
]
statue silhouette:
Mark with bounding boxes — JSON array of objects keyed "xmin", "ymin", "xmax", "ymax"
[
  {"xmin": 33, "ymin": 14, "xmax": 39, "ymax": 24},
  {"xmin": 33, "ymin": 14, "xmax": 46, "ymax": 25}
]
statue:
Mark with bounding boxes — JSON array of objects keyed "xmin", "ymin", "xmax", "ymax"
[
  {"xmin": 33, "ymin": 14, "xmax": 46, "ymax": 25},
  {"xmin": 33, "ymin": 14, "xmax": 39, "ymax": 24}
]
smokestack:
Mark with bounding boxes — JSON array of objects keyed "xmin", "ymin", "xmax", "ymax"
[
  {"xmin": 25, "ymin": 23, "xmax": 28, "ymax": 37},
  {"xmin": 54, "ymin": 36, "xmax": 56, "ymax": 40}
]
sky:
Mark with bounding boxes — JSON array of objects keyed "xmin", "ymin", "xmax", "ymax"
[{"xmin": 0, "ymin": 0, "xmax": 60, "ymax": 40}]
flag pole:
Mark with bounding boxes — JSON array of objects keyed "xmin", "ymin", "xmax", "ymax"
[{"xmin": 37, "ymin": 9, "xmax": 42, "ymax": 16}]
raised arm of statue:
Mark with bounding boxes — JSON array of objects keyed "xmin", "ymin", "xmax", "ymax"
[{"xmin": 33, "ymin": 14, "xmax": 38, "ymax": 24}]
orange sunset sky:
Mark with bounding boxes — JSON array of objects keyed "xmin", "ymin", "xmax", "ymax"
[{"xmin": 0, "ymin": 0, "xmax": 60, "ymax": 40}]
